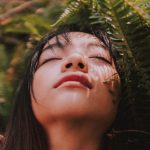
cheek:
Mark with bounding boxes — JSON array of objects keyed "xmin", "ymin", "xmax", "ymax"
[
  {"xmin": 88, "ymin": 84, "xmax": 119, "ymax": 131},
  {"xmin": 90, "ymin": 83, "xmax": 118, "ymax": 116},
  {"xmin": 32, "ymin": 73, "xmax": 50, "ymax": 101},
  {"xmin": 32, "ymin": 65, "xmax": 59, "ymax": 101},
  {"xmin": 89, "ymin": 63, "xmax": 118, "ymax": 82},
  {"xmin": 31, "ymin": 65, "xmax": 60, "ymax": 125},
  {"xmin": 88, "ymin": 63, "xmax": 120, "ymax": 122}
]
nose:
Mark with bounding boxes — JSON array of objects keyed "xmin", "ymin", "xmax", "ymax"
[{"xmin": 61, "ymin": 53, "xmax": 88, "ymax": 73}]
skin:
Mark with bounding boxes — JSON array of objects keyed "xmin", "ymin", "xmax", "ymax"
[
  {"xmin": 31, "ymin": 32, "xmax": 121, "ymax": 150},
  {"xmin": 0, "ymin": 134, "xmax": 3, "ymax": 145}
]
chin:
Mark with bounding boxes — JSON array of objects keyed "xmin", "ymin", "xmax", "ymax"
[{"xmin": 48, "ymin": 100, "xmax": 89, "ymax": 118}]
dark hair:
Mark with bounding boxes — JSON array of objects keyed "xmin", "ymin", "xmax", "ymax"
[{"xmin": 1, "ymin": 24, "xmax": 149, "ymax": 150}]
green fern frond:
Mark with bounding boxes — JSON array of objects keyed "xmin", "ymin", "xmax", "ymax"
[
  {"xmin": 82, "ymin": 0, "xmax": 100, "ymax": 12},
  {"xmin": 50, "ymin": 0, "xmax": 83, "ymax": 29},
  {"xmin": 50, "ymin": 0, "xmax": 100, "ymax": 29},
  {"xmin": 125, "ymin": 0, "xmax": 150, "ymax": 24}
]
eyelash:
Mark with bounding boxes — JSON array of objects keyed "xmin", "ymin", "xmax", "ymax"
[
  {"xmin": 41, "ymin": 56, "xmax": 111, "ymax": 65},
  {"xmin": 89, "ymin": 56, "xmax": 111, "ymax": 64},
  {"xmin": 42, "ymin": 58, "xmax": 62, "ymax": 65}
]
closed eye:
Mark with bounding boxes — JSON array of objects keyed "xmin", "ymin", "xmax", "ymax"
[
  {"xmin": 40, "ymin": 58, "xmax": 62, "ymax": 66},
  {"xmin": 89, "ymin": 56, "xmax": 112, "ymax": 65}
]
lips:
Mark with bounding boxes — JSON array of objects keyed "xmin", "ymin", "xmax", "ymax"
[{"xmin": 54, "ymin": 74, "xmax": 92, "ymax": 89}]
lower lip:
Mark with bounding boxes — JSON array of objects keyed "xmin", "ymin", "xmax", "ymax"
[{"xmin": 57, "ymin": 81, "xmax": 88, "ymax": 89}]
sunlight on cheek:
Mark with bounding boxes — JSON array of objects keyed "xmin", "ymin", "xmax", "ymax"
[
  {"xmin": 90, "ymin": 63, "xmax": 120, "ymax": 103},
  {"xmin": 90, "ymin": 64, "xmax": 118, "ymax": 82}
]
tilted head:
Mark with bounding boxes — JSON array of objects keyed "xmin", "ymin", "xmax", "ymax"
[
  {"xmin": 31, "ymin": 31, "xmax": 121, "ymax": 133},
  {"xmin": 3, "ymin": 25, "xmax": 121, "ymax": 150}
]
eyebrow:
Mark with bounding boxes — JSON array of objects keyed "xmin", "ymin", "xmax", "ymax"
[
  {"xmin": 43, "ymin": 44, "xmax": 60, "ymax": 51},
  {"xmin": 43, "ymin": 34, "xmax": 70, "ymax": 51},
  {"xmin": 43, "ymin": 41, "xmax": 107, "ymax": 52},
  {"xmin": 86, "ymin": 42, "xmax": 108, "ymax": 50},
  {"xmin": 43, "ymin": 42, "xmax": 66, "ymax": 52}
]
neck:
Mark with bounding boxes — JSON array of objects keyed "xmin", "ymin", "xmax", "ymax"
[{"xmin": 45, "ymin": 118, "xmax": 103, "ymax": 150}]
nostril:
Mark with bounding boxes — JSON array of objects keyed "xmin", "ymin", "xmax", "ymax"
[
  {"xmin": 65, "ymin": 62, "xmax": 85, "ymax": 69},
  {"xmin": 78, "ymin": 63, "xmax": 84, "ymax": 69},
  {"xmin": 66, "ymin": 63, "xmax": 72, "ymax": 68}
]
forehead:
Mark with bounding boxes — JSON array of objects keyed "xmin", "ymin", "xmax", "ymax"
[{"xmin": 43, "ymin": 32, "xmax": 105, "ymax": 48}]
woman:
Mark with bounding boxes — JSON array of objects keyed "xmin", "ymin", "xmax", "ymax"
[{"xmin": 1, "ymin": 25, "xmax": 124, "ymax": 150}]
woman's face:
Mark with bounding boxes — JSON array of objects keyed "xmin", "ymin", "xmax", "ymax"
[{"xmin": 31, "ymin": 32, "xmax": 120, "ymax": 131}]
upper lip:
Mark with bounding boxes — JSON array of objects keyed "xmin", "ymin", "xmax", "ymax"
[{"xmin": 53, "ymin": 73, "xmax": 93, "ymax": 89}]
